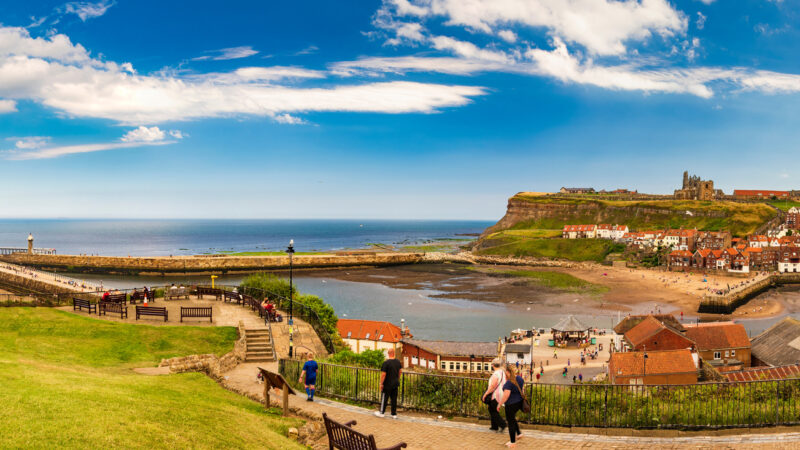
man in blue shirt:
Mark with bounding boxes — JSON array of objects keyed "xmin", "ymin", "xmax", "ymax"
[{"xmin": 299, "ymin": 353, "xmax": 318, "ymax": 401}]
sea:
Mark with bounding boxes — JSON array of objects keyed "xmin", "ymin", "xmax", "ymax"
[{"xmin": 0, "ymin": 219, "xmax": 492, "ymax": 256}]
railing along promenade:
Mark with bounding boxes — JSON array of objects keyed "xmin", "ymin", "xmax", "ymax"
[
  {"xmin": 280, "ymin": 359, "xmax": 800, "ymax": 430},
  {"xmin": 0, "ymin": 247, "xmax": 56, "ymax": 255},
  {"xmin": 699, "ymin": 272, "xmax": 800, "ymax": 314}
]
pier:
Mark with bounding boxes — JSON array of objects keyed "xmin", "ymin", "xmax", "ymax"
[{"xmin": 0, "ymin": 247, "xmax": 57, "ymax": 256}]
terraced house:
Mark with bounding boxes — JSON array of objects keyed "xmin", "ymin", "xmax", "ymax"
[
  {"xmin": 683, "ymin": 322, "xmax": 751, "ymax": 372},
  {"xmin": 562, "ymin": 224, "xmax": 597, "ymax": 239}
]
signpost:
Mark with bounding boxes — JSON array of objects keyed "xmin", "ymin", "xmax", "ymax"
[{"xmin": 258, "ymin": 367, "xmax": 296, "ymax": 416}]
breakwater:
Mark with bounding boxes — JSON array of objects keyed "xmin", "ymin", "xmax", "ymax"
[
  {"xmin": 0, "ymin": 252, "xmax": 424, "ymax": 275},
  {"xmin": 699, "ymin": 273, "xmax": 800, "ymax": 314}
]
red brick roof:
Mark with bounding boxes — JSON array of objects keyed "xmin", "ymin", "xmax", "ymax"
[
  {"xmin": 610, "ymin": 349, "xmax": 697, "ymax": 377},
  {"xmin": 563, "ymin": 224, "xmax": 597, "ymax": 232},
  {"xmin": 624, "ymin": 316, "xmax": 666, "ymax": 347},
  {"xmin": 684, "ymin": 322, "xmax": 750, "ymax": 351},
  {"xmin": 725, "ymin": 364, "xmax": 800, "ymax": 382},
  {"xmin": 669, "ymin": 250, "xmax": 693, "ymax": 257},
  {"xmin": 734, "ymin": 190, "xmax": 790, "ymax": 197},
  {"xmin": 337, "ymin": 319, "xmax": 408, "ymax": 343}
]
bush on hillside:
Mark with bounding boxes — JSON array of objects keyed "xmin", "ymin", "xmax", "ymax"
[{"xmin": 327, "ymin": 349, "xmax": 385, "ymax": 368}]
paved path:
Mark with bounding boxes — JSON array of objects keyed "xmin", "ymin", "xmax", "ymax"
[
  {"xmin": 0, "ymin": 261, "xmax": 101, "ymax": 292},
  {"xmin": 223, "ymin": 362, "xmax": 800, "ymax": 449}
]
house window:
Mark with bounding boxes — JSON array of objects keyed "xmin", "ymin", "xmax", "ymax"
[
  {"xmin": 714, "ymin": 351, "xmax": 721, "ymax": 360},
  {"xmin": 731, "ymin": 350, "xmax": 736, "ymax": 357},
  {"xmin": 484, "ymin": 363, "xmax": 490, "ymax": 371},
  {"xmin": 517, "ymin": 353, "xmax": 524, "ymax": 359},
  {"xmin": 365, "ymin": 333, "xmax": 370, "ymax": 339},
  {"xmin": 449, "ymin": 362, "xmax": 454, "ymax": 371},
  {"xmin": 411, "ymin": 356, "xmax": 418, "ymax": 365},
  {"xmin": 379, "ymin": 334, "xmax": 384, "ymax": 341},
  {"xmin": 455, "ymin": 362, "xmax": 461, "ymax": 371},
  {"xmin": 347, "ymin": 332, "xmax": 352, "ymax": 338},
  {"xmin": 724, "ymin": 351, "xmax": 729, "ymax": 358}
]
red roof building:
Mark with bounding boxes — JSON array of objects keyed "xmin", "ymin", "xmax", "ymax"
[
  {"xmin": 734, "ymin": 190, "xmax": 790, "ymax": 199},
  {"xmin": 338, "ymin": 319, "xmax": 411, "ymax": 355},
  {"xmin": 609, "ymin": 349, "xmax": 698, "ymax": 385},
  {"xmin": 623, "ymin": 316, "xmax": 694, "ymax": 352},
  {"xmin": 684, "ymin": 322, "xmax": 751, "ymax": 371},
  {"xmin": 725, "ymin": 364, "xmax": 800, "ymax": 382}
]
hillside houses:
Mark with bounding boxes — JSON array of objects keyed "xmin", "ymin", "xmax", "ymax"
[
  {"xmin": 562, "ymin": 224, "xmax": 597, "ymax": 239},
  {"xmin": 788, "ymin": 207, "xmax": 799, "ymax": 230}
]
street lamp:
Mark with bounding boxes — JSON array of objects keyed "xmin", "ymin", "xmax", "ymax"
[{"xmin": 286, "ymin": 239, "xmax": 295, "ymax": 357}]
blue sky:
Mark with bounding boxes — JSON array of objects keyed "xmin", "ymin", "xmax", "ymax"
[{"xmin": 0, "ymin": 0, "xmax": 799, "ymax": 220}]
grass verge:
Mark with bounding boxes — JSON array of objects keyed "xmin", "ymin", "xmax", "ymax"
[
  {"xmin": 476, "ymin": 238, "xmax": 624, "ymax": 262},
  {"xmin": 0, "ymin": 308, "xmax": 303, "ymax": 449}
]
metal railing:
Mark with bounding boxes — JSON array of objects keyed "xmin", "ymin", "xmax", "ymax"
[{"xmin": 280, "ymin": 359, "xmax": 800, "ymax": 430}]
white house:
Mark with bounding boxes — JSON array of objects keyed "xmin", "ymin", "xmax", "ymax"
[
  {"xmin": 779, "ymin": 247, "xmax": 800, "ymax": 273},
  {"xmin": 504, "ymin": 343, "xmax": 532, "ymax": 366},
  {"xmin": 337, "ymin": 319, "xmax": 411, "ymax": 356},
  {"xmin": 562, "ymin": 224, "xmax": 597, "ymax": 239},
  {"xmin": 597, "ymin": 224, "xmax": 629, "ymax": 239}
]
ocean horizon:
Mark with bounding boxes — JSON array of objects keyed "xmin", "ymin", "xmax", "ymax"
[{"xmin": 0, "ymin": 218, "xmax": 493, "ymax": 257}]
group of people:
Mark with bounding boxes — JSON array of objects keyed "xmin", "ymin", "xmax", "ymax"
[
  {"xmin": 260, "ymin": 299, "xmax": 282, "ymax": 322},
  {"xmin": 482, "ymin": 358, "xmax": 527, "ymax": 448}
]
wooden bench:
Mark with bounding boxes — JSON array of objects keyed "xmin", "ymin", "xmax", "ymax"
[
  {"xmin": 196, "ymin": 286, "xmax": 222, "ymax": 300},
  {"xmin": 73, "ymin": 298, "xmax": 97, "ymax": 314},
  {"xmin": 180, "ymin": 306, "xmax": 212, "ymax": 323},
  {"xmin": 322, "ymin": 413, "xmax": 407, "ymax": 450},
  {"xmin": 130, "ymin": 291, "xmax": 147, "ymax": 304},
  {"xmin": 165, "ymin": 287, "xmax": 188, "ymax": 300},
  {"xmin": 100, "ymin": 302, "xmax": 128, "ymax": 319},
  {"xmin": 223, "ymin": 290, "xmax": 242, "ymax": 304},
  {"xmin": 135, "ymin": 306, "xmax": 168, "ymax": 322},
  {"xmin": 105, "ymin": 293, "xmax": 127, "ymax": 304}
]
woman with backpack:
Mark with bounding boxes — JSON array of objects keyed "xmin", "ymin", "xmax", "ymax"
[{"xmin": 497, "ymin": 364, "xmax": 528, "ymax": 448}]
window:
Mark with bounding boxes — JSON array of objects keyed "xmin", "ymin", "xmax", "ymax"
[
  {"xmin": 411, "ymin": 356, "xmax": 418, "ymax": 365},
  {"xmin": 378, "ymin": 334, "xmax": 384, "ymax": 341},
  {"xmin": 346, "ymin": 332, "xmax": 352, "ymax": 338},
  {"xmin": 731, "ymin": 350, "xmax": 736, "ymax": 357},
  {"xmin": 365, "ymin": 333, "xmax": 370, "ymax": 339},
  {"xmin": 484, "ymin": 363, "xmax": 490, "ymax": 371},
  {"xmin": 724, "ymin": 351, "xmax": 729, "ymax": 358},
  {"xmin": 455, "ymin": 362, "xmax": 461, "ymax": 371},
  {"xmin": 449, "ymin": 362, "xmax": 454, "ymax": 371},
  {"xmin": 517, "ymin": 353, "xmax": 524, "ymax": 359},
  {"xmin": 714, "ymin": 351, "xmax": 721, "ymax": 360}
]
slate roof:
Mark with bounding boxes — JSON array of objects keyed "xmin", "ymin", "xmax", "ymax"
[
  {"xmin": 614, "ymin": 314, "xmax": 685, "ymax": 335},
  {"xmin": 551, "ymin": 315, "xmax": 590, "ymax": 332},
  {"xmin": 683, "ymin": 322, "xmax": 750, "ymax": 351},
  {"xmin": 610, "ymin": 349, "xmax": 697, "ymax": 377},
  {"xmin": 401, "ymin": 339, "xmax": 499, "ymax": 358},
  {"xmin": 724, "ymin": 364, "xmax": 800, "ymax": 382},
  {"xmin": 504, "ymin": 344, "xmax": 532, "ymax": 354},
  {"xmin": 750, "ymin": 317, "xmax": 800, "ymax": 367}
]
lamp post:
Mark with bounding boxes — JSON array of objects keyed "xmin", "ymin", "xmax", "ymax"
[{"xmin": 286, "ymin": 239, "xmax": 295, "ymax": 358}]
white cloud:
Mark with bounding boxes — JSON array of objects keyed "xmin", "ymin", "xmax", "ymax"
[
  {"xmin": 497, "ymin": 30, "xmax": 517, "ymax": 43},
  {"xmin": 10, "ymin": 136, "xmax": 49, "ymax": 149},
  {"xmin": 273, "ymin": 113, "xmax": 307, "ymax": 125},
  {"xmin": 697, "ymin": 0, "xmax": 716, "ymax": 4},
  {"xmin": 295, "ymin": 45, "xmax": 319, "ymax": 55},
  {"xmin": 0, "ymin": 99, "xmax": 17, "ymax": 113},
  {"xmin": 0, "ymin": 26, "xmax": 485, "ymax": 125},
  {"xmin": 430, "ymin": 35, "xmax": 511, "ymax": 63},
  {"xmin": 121, "ymin": 126, "xmax": 167, "ymax": 142},
  {"xmin": 193, "ymin": 46, "xmax": 259, "ymax": 61},
  {"xmin": 63, "ymin": 0, "xmax": 115, "ymax": 22},
  {"xmin": 381, "ymin": 0, "xmax": 687, "ymax": 56},
  {"xmin": 696, "ymin": 12, "xmax": 707, "ymax": 30},
  {"xmin": 6, "ymin": 127, "xmax": 181, "ymax": 160}
]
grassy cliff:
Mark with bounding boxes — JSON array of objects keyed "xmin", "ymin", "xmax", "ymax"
[{"xmin": 475, "ymin": 193, "xmax": 778, "ymax": 260}]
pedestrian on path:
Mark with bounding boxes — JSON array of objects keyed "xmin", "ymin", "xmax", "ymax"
[
  {"xmin": 498, "ymin": 364, "xmax": 524, "ymax": 448},
  {"xmin": 299, "ymin": 353, "xmax": 318, "ymax": 401},
  {"xmin": 375, "ymin": 348, "xmax": 402, "ymax": 419},
  {"xmin": 482, "ymin": 358, "xmax": 507, "ymax": 433}
]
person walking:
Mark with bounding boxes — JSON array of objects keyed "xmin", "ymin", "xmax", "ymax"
[
  {"xmin": 375, "ymin": 348, "xmax": 402, "ymax": 418},
  {"xmin": 498, "ymin": 364, "xmax": 525, "ymax": 448},
  {"xmin": 298, "ymin": 353, "xmax": 318, "ymax": 401},
  {"xmin": 481, "ymin": 358, "xmax": 507, "ymax": 432}
]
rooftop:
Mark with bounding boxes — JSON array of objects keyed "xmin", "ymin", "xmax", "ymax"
[
  {"xmin": 725, "ymin": 364, "xmax": 800, "ymax": 382},
  {"xmin": 337, "ymin": 319, "xmax": 408, "ymax": 343},
  {"xmin": 683, "ymin": 322, "xmax": 750, "ymax": 350},
  {"xmin": 402, "ymin": 339, "xmax": 499, "ymax": 358},
  {"xmin": 614, "ymin": 314, "xmax": 685, "ymax": 335},
  {"xmin": 751, "ymin": 317, "xmax": 800, "ymax": 367},
  {"xmin": 610, "ymin": 349, "xmax": 697, "ymax": 377}
]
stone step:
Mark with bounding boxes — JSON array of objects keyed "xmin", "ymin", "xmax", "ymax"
[
  {"xmin": 246, "ymin": 357, "xmax": 274, "ymax": 362},
  {"xmin": 244, "ymin": 329, "xmax": 269, "ymax": 333},
  {"xmin": 247, "ymin": 343, "xmax": 272, "ymax": 349}
]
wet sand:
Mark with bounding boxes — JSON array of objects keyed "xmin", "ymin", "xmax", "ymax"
[{"xmin": 301, "ymin": 263, "xmax": 787, "ymax": 319}]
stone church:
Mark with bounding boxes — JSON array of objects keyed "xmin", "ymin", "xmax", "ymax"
[{"xmin": 674, "ymin": 171, "xmax": 723, "ymax": 200}]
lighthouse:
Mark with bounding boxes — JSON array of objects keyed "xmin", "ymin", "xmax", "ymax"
[{"xmin": 27, "ymin": 233, "xmax": 33, "ymax": 255}]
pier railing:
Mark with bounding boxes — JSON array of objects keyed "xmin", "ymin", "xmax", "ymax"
[
  {"xmin": 280, "ymin": 359, "xmax": 800, "ymax": 430},
  {"xmin": 0, "ymin": 248, "xmax": 56, "ymax": 255}
]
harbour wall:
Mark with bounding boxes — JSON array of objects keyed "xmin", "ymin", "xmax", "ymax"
[{"xmin": 0, "ymin": 252, "xmax": 425, "ymax": 275}]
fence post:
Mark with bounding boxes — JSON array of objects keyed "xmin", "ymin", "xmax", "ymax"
[
  {"xmin": 603, "ymin": 385, "xmax": 608, "ymax": 427},
  {"xmin": 401, "ymin": 373, "xmax": 405, "ymax": 407},
  {"xmin": 355, "ymin": 367, "xmax": 359, "ymax": 401},
  {"xmin": 776, "ymin": 381, "xmax": 780, "ymax": 425},
  {"xmin": 460, "ymin": 378, "xmax": 465, "ymax": 415}
]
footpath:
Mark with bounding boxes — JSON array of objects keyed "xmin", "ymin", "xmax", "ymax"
[{"xmin": 222, "ymin": 362, "xmax": 800, "ymax": 450}]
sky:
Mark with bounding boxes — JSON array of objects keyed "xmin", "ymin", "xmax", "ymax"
[{"xmin": 0, "ymin": 0, "xmax": 799, "ymax": 220}]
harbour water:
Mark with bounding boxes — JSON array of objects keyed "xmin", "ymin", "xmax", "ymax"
[
  {"xmin": 62, "ymin": 271, "xmax": 790, "ymax": 342},
  {"xmin": 0, "ymin": 219, "xmax": 491, "ymax": 256}
]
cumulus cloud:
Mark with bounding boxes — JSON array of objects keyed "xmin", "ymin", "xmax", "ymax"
[
  {"xmin": 120, "ymin": 126, "xmax": 167, "ymax": 142},
  {"xmin": 273, "ymin": 113, "xmax": 307, "ymax": 125},
  {"xmin": 193, "ymin": 46, "xmax": 259, "ymax": 61},
  {"xmin": 0, "ymin": 99, "xmax": 17, "ymax": 113},
  {"xmin": 380, "ymin": 0, "xmax": 687, "ymax": 56},
  {"xmin": 63, "ymin": 0, "xmax": 115, "ymax": 22},
  {"xmin": 696, "ymin": 12, "xmax": 707, "ymax": 30},
  {"xmin": 10, "ymin": 136, "xmax": 49, "ymax": 149},
  {"xmin": 0, "ymin": 27, "xmax": 485, "ymax": 126}
]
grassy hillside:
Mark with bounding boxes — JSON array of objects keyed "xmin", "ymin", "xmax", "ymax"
[
  {"xmin": 0, "ymin": 308, "xmax": 303, "ymax": 449},
  {"xmin": 509, "ymin": 195, "xmax": 776, "ymax": 236},
  {"xmin": 769, "ymin": 199, "xmax": 800, "ymax": 212},
  {"xmin": 476, "ymin": 237, "xmax": 624, "ymax": 262}
]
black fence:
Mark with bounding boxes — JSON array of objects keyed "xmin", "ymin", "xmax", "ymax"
[{"xmin": 280, "ymin": 359, "xmax": 800, "ymax": 429}]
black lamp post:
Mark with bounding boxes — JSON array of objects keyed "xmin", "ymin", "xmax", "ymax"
[{"xmin": 286, "ymin": 239, "xmax": 295, "ymax": 357}]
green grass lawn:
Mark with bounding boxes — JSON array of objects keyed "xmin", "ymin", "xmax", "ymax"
[
  {"xmin": 769, "ymin": 200, "xmax": 800, "ymax": 212},
  {"xmin": 0, "ymin": 308, "xmax": 303, "ymax": 449},
  {"xmin": 482, "ymin": 268, "xmax": 608, "ymax": 295},
  {"xmin": 476, "ymin": 238, "xmax": 624, "ymax": 262}
]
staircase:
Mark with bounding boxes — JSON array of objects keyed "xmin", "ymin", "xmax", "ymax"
[{"xmin": 244, "ymin": 328, "xmax": 274, "ymax": 362}]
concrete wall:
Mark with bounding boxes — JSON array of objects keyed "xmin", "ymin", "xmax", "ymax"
[{"xmin": 0, "ymin": 252, "xmax": 424, "ymax": 275}]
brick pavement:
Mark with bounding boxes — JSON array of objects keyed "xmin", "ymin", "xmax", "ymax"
[{"xmin": 223, "ymin": 362, "xmax": 800, "ymax": 449}]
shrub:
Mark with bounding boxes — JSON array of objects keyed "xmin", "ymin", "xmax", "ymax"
[{"xmin": 327, "ymin": 349, "xmax": 385, "ymax": 368}]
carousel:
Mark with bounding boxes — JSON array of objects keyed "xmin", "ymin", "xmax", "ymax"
[{"xmin": 550, "ymin": 315, "xmax": 591, "ymax": 348}]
